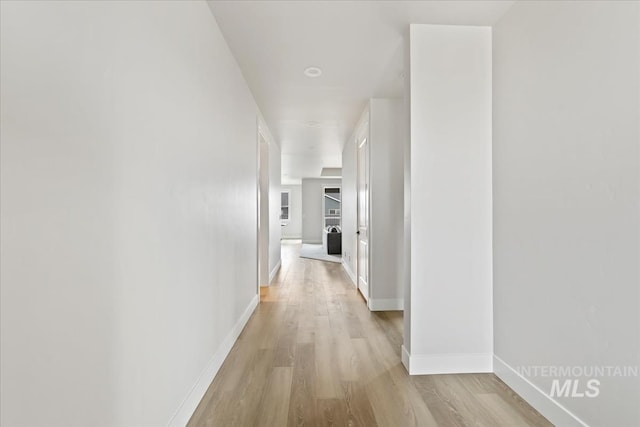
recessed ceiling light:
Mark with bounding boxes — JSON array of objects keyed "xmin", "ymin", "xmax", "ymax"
[{"xmin": 304, "ymin": 66, "xmax": 322, "ymax": 78}]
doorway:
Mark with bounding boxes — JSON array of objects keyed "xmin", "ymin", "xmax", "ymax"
[{"xmin": 322, "ymin": 187, "xmax": 341, "ymax": 229}]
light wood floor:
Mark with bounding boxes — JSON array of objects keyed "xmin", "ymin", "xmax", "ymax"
[{"xmin": 188, "ymin": 241, "xmax": 552, "ymax": 427}]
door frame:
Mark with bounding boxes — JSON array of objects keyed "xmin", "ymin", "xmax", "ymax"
[
  {"xmin": 321, "ymin": 185, "xmax": 342, "ymax": 229},
  {"xmin": 356, "ymin": 118, "xmax": 370, "ymax": 303},
  {"xmin": 322, "ymin": 185, "xmax": 341, "ymax": 253}
]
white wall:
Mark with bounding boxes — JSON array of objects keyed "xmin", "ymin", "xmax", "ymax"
[
  {"xmin": 0, "ymin": 1, "xmax": 265, "ymax": 425},
  {"xmin": 268, "ymin": 133, "xmax": 282, "ymax": 280},
  {"xmin": 493, "ymin": 2, "xmax": 640, "ymax": 426},
  {"xmin": 341, "ymin": 110, "xmax": 368, "ymax": 284},
  {"xmin": 301, "ymin": 178, "xmax": 342, "ymax": 244},
  {"xmin": 369, "ymin": 98, "xmax": 404, "ymax": 310},
  {"xmin": 281, "ymin": 184, "xmax": 302, "ymax": 239},
  {"xmin": 402, "ymin": 33, "xmax": 412, "ymax": 352},
  {"xmin": 404, "ymin": 24, "xmax": 493, "ymax": 375},
  {"xmin": 341, "ymin": 99, "xmax": 404, "ymax": 309},
  {"xmin": 258, "ymin": 135, "xmax": 270, "ymax": 286}
]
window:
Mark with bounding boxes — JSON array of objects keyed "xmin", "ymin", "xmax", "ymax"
[
  {"xmin": 323, "ymin": 187, "xmax": 341, "ymax": 228},
  {"xmin": 280, "ymin": 190, "xmax": 290, "ymax": 223}
]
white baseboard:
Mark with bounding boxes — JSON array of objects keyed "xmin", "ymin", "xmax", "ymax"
[
  {"xmin": 402, "ymin": 350, "xmax": 493, "ymax": 375},
  {"xmin": 302, "ymin": 240, "xmax": 322, "ymax": 244},
  {"xmin": 368, "ymin": 298, "xmax": 403, "ymax": 311},
  {"xmin": 341, "ymin": 259, "xmax": 357, "ymax": 287},
  {"xmin": 269, "ymin": 259, "xmax": 282, "ymax": 283},
  {"xmin": 167, "ymin": 294, "xmax": 259, "ymax": 426},
  {"xmin": 493, "ymin": 355, "xmax": 588, "ymax": 427},
  {"xmin": 401, "ymin": 345, "xmax": 411, "ymax": 372}
]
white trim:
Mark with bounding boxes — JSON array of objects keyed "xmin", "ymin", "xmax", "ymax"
[
  {"xmin": 167, "ymin": 294, "xmax": 259, "ymax": 427},
  {"xmin": 269, "ymin": 259, "xmax": 282, "ymax": 284},
  {"xmin": 493, "ymin": 355, "xmax": 588, "ymax": 427},
  {"xmin": 302, "ymin": 240, "xmax": 322, "ymax": 244},
  {"xmin": 402, "ymin": 351, "xmax": 492, "ymax": 375},
  {"xmin": 368, "ymin": 298, "xmax": 403, "ymax": 311},
  {"xmin": 358, "ymin": 279, "xmax": 369, "ymax": 302},
  {"xmin": 401, "ymin": 345, "xmax": 411, "ymax": 372},
  {"xmin": 342, "ymin": 259, "xmax": 357, "ymax": 287}
]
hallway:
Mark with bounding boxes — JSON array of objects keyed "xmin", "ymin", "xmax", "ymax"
[{"xmin": 188, "ymin": 242, "xmax": 551, "ymax": 427}]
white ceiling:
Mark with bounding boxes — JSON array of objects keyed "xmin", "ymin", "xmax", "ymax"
[{"xmin": 208, "ymin": 1, "xmax": 514, "ymax": 184}]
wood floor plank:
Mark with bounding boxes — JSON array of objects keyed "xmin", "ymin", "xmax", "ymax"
[
  {"xmin": 317, "ymin": 398, "xmax": 349, "ymax": 426},
  {"xmin": 255, "ymin": 367, "xmax": 293, "ymax": 427},
  {"xmin": 200, "ymin": 395, "xmax": 235, "ymax": 427},
  {"xmin": 288, "ymin": 343, "xmax": 317, "ymax": 426},
  {"xmin": 476, "ymin": 393, "xmax": 537, "ymax": 427},
  {"xmin": 332, "ymin": 335, "xmax": 359, "ymax": 382},
  {"xmin": 411, "ymin": 375, "xmax": 467, "ymax": 427},
  {"xmin": 424, "ymin": 374, "xmax": 510, "ymax": 427},
  {"xmin": 315, "ymin": 316, "xmax": 342, "ymax": 398},
  {"xmin": 222, "ymin": 348, "xmax": 275, "ymax": 426},
  {"xmin": 352, "ymin": 338, "xmax": 428, "ymax": 427},
  {"xmin": 339, "ymin": 301, "xmax": 365, "ymax": 339},
  {"xmin": 341, "ymin": 381, "xmax": 379, "ymax": 427},
  {"xmin": 365, "ymin": 371, "xmax": 424, "ymax": 427},
  {"xmin": 273, "ymin": 305, "xmax": 299, "ymax": 367},
  {"xmin": 296, "ymin": 302, "xmax": 316, "ymax": 344},
  {"xmin": 485, "ymin": 375, "xmax": 555, "ymax": 426},
  {"xmin": 387, "ymin": 363, "xmax": 439, "ymax": 427}
]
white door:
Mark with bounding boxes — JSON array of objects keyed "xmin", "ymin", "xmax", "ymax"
[{"xmin": 357, "ymin": 136, "xmax": 369, "ymax": 300}]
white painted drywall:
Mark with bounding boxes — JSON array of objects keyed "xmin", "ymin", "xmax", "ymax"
[
  {"xmin": 493, "ymin": 2, "xmax": 640, "ymax": 426},
  {"xmin": 405, "ymin": 24, "xmax": 493, "ymax": 373},
  {"xmin": 281, "ymin": 184, "xmax": 302, "ymax": 239},
  {"xmin": 301, "ymin": 178, "xmax": 342, "ymax": 244},
  {"xmin": 268, "ymin": 133, "xmax": 282, "ymax": 279},
  {"xmin": 0, "ymin": 1, "xmax": 264, "ymax": 425},
  {"xmin": 341, "ymin": 99, "xmax": 404, "ymax": 308},
  {"xmin": 402, "ymin": 32, "xmax": 412, "ymax": 355},
  {"xmin": 259, "ymin": 135, "xmax": 270, "ymax": 286},
  {"xmin": 369, "ymin": 98, "xmax": 404, "ymax": 309},
  {"xmin": 341, "ymin": 110, "xmax": 368, "ymax": 284}
]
